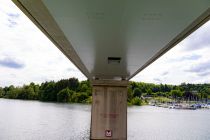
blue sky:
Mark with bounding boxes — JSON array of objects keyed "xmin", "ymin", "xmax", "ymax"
[{"xmin": 0, "ymin": 1, "xmax": 210, "ymax": 87}]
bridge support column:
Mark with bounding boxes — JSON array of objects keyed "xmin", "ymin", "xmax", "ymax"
[{"xmin": 90, "ymin": 80, "xmax": 128, "ymax": 140}]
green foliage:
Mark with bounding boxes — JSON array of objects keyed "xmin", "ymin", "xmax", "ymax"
[
  {"xmin": 57, "ymin": 88, "xmax": 73, "ymax": 102},
  {"xmin": 85, "ymin": 96, "xmax": 92, "ymax": 104},
  {"xmin": 127, "ymin": 102, "xmax": 132, "ymax": 106},
  {"xmin": 54, "ymin": 78, "xmax": 79, "ymax": 93},
  {"xmin": 170, "ymin": 90, "xmax": 183, "ymax": 99},
  {"xmin": 79, "ymin": 80, "xmax": 92, "ymax": 96},
  {"xmin": 39, "ymin": 81, "xmax": 57, "ymax": 101},
  {"xmin": 133, "ymin": 88, "xmax": 142, "ymax": 97},
  {"xmin": 127, "ymin": 87, "xmax": 133, "ymax": 102},
  {"xmin": 71, "ymin": 92, "xmax": 89, "ymax": 103},
  {"xmin": 0, "ymin": 87, "xmax": 4, "ymax": 98},
  {"xmin": 1, "ymin": 77, "xmax": 210, "ymax": 105},
  {"xmin": 68, "ymin": 78, "xmax": 79, "ymax": 91},
  {"xmin": 131, "ymin": 97, "xmax": 142, "ymax": 106},
  {"xmin": 4, "ymin": 86, "xmax": 19, "ymax": 99},
  {"xmin": 154, "ymin": 97, "xmax": 172, "ymax": 103}
]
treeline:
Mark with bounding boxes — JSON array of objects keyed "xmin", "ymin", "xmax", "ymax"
[
  {"xmin": 0, "ymin": 78, "xmax": 210, "ymax": 105},
  {"xmin": 0, "ymin": 78, "xmax": 92, "ymax": 103},
  {"xmin": 128, "ymin": 82, "xmax": 210, "ymax": 105}
]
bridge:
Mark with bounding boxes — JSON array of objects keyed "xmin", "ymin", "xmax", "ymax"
[{"xmin": 12, "ymin": 0, "xmax": 210, "ymax": 139}]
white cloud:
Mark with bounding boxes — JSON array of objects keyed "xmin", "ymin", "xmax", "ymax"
[
  {"xmin": 131, "ymin": 21, "xmax": 210, "ymax": 85},
  {"xmin": 0, "ymin": 0, "xmax": 86, "ymax": 87}
]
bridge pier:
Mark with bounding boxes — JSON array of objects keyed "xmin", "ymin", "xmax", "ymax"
[{"xmin": 90, "ymin": 80, "xmax": 128, "ymax": 140}]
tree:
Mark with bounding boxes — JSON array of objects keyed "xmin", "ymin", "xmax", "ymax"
[
  {"xmin": 152, "ymin": 85, "xmax": 160, "ymax": 93},
  {"xmin": 68, "ymin": 78, "xmax": 79, "ymax": 91},
  {"xmin": 39, "ymin": 81, "xmax": 57, "ymax": 101},
  {"xmin": 15, "ymin": 85, "xmax": 36, "ymax": 100},
  {"xmin": 146, "ymin": 89, "xmax": 152, "ymax": 95},
  {"xmin": 5, "ymin": 86, "xmax": 20, "ymax": 99},
  {"xmin": 79, "ymin": 80, "xmax": 91, "ymax": 96},
  {"xmin": 131, "ymin": 97, "xmax": 142, "ymax": 106},
  {"xmin": 129, "ymin": 82, "xmax": 138, "ymax": 91},
  {"xmin": 170, "ymin": 90, "xmax": 183, "ymax": 100},
  {"xmin": 57, "ymin": 88, "xmax": 73, "ymax": 102},
  {"xmin": 3, "ymin": 77, "xmax": 210, "ymax": 105},
  {"xmin": 0, "ymin": 87, "xmax": 4, "ymax": 98},
  {"xmin": 203, "ymin": 93, "xmax": 208, "ymax": 102},
  {"xmin": 127, "ymin": 87, "xmax": 133, "ymax": 102},
  {"xmin": 71, "ymin": 92, "xmax": 89, "ymax": 103},
  {"xmin": 29, "ymin": 82, "xmax": 39, "ymax": 99},
  {"xmin": 133, "ymin": 88, "xmax": 142, "ymax": 97}
]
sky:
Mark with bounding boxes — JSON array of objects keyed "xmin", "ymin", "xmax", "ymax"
[{"xmin": 0, "ymin": 1, "xmax": 210, "ymax": 87}]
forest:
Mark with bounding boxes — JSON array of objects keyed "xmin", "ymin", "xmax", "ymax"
[{"xmin": 0, "ymin": 77, "xmax": 210, "ymax": 105}]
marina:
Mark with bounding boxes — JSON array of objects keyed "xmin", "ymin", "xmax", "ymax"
[{"xmin": 151, "ymin": 103, "xmax": 210, "ymax": 110}]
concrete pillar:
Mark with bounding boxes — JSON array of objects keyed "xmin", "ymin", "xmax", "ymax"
[{"xmin": 90, "ymin": 80, "xmax": 128, "ymax": 140}]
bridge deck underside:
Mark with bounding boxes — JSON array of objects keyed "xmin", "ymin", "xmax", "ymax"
[{"xmin": 13, "ymin": 0, "xmax": 210, "ymax": 80}]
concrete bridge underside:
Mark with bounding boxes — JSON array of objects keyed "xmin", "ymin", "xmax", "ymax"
[{"xmin": 12, "ymin": 0, "xmax": 210, "ymax": 139}]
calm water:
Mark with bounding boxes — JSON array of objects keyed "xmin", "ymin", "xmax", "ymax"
[{"xmin": 0, "ymin": 99, "xmax": 210, "ymax": 140}]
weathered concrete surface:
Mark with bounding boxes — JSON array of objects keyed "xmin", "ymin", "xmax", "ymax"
[{"xmin": 91, "ymin": 80, "xmax": 128, "ymax": 140}]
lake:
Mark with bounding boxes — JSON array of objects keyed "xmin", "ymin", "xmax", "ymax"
[{"xmin": 0, "ymin": 98, "xmax": 210, "ymax": 140}]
